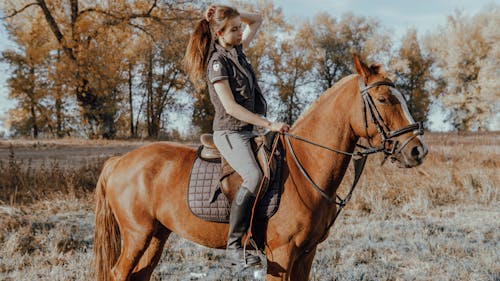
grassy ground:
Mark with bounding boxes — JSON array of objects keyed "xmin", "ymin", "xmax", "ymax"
[{"xmin": 0, "ymin": 132, "xmax": 498, "ymax": 280}]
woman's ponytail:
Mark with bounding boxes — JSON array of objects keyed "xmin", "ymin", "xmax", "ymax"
[
  {"xmin": 184, "ymin": 5, "xmax": 239, "ymax": 86},
  {"xmin": 183, "ymin": 19, "xmax": 212, "ymax": 86}
]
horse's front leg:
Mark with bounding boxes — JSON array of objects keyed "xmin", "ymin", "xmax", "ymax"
[
  {"xmin": 265, "ymin": 243, "xmax": 298, "ymax": 281},
  {"xmin": 265, "ymin": 244, "xmax": 317, "ymax": 281},
  {"xmin": 289, "ymin": 246, "xmax": 317, "ymax": 281}
]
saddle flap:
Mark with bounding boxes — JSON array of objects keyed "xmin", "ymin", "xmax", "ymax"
[{"xmin": 220, "ymin": 132, "xmax": 278, "ymax": 202}]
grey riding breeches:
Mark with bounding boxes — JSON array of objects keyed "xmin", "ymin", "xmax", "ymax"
[{"xmin": 213, "ymin": 130, "xmax": 263, "ymax": 195}]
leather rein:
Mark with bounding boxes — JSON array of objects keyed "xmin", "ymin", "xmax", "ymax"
[{"xmin": 283, "ymin": 77, "xmax": 425, "ymax": 228}]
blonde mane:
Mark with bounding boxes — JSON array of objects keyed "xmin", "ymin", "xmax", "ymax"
[{"xmin": 293, "ymin": 74, "xmax": 357, "ymax": 126}]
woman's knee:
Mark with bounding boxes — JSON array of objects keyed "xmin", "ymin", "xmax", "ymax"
[{"xmin": 243, "ymin": 168, "xmax": 263, "ymax": 194}]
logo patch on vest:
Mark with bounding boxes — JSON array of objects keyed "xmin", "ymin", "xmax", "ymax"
[{"xmin": 213, "ymin": 62, "xmax": 220, "ymax": 72}]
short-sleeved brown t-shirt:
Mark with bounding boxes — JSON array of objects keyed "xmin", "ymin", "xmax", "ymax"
[{"xmin": 207, "ymin": 43, "xmax": 267, "ymax": 131}]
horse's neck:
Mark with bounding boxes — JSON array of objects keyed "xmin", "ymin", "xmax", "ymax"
[{"xmin": 288, "ymin": 77, "xmax": 358, "ymax": 202}]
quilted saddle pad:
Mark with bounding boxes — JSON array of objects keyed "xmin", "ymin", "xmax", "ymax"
[{"xmin": 187, "ymin": 157, "xmax": 283, "ymax": 223}]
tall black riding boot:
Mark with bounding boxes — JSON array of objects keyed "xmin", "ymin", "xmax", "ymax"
[{"xmin": 226, "ymin": 187, "xmax": 261, "ymax": 267}]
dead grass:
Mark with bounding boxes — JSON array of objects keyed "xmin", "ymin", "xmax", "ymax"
[
  {"xmin": 344, "ymin": 132, "xmax": 499, "ymax": 215},
  {"xmin": 0, "ymin": 143, "xmax": 104, "ymax": 205},
  {"xmin": 0, "ymin": 132, "xmax": 498, "ymax": 280}
]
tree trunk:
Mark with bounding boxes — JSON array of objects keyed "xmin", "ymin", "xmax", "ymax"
[
  {"xmin": 55, "ymin": 97, "xmax": 64, "ymax": 138},
  {"xmin": 145, "ymin": 51, "xmax": 159, "ymax": 138},
  {"xmin": 28, "ymin": 66, "xmax": 38, "ymax": 138},
  {"xmin": 30, "ymin": 104, "xmax": 38, "ymax": 139},
  {"xmin": 128, "ymin": 63, "xmax": 135, "ymax": 138}
]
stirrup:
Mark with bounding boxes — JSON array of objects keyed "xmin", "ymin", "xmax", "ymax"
[
  {"xmin": 242, "ymin": 236, "xmax": 262, "ymax": 267},
  {"xmin": 226, "ymin": 249, "xmax": 261, "ymax": 267},
  {"xmin": 244, "ymin": 252, "xmax": 261, "ymax": 267}
]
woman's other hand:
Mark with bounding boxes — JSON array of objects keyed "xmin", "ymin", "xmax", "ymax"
[
  {"xmin": 270, "ymin": 122, "xmax": 290, "ymax": 133},
  {"xmin": 205, "ymin": 5, "xmax": 216, "ymax": 21}
]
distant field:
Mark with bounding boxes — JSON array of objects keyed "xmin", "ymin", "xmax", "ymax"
[
  {"xmin": 0, "ymin": 132, "xmax": 498, "ymax": 280},
  {"xmin": 0, "ymin": 139, "xmax": 145, "ymax": 167}
]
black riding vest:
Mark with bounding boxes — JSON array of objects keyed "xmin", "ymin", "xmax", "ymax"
[{"xmin": 207, "ymin": 43, "xmax": 267, "ymax": 131}]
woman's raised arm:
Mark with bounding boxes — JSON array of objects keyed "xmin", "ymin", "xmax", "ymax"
[{"xmin": 240, "ymin": 11, "xmax": 263, "ymax": 49}]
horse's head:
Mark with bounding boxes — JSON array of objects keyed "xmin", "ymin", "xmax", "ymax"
[{"xmin": 350, "ymin": 54, "xmax": 428, "ymax": 168}]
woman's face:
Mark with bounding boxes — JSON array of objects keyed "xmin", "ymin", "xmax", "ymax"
[{"xmin": 218, "ymin": 16, "xmax": 243, "ymax": 47}]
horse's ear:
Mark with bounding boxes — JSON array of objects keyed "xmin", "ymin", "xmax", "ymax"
[{"xmin": 353, "ymin": 53, "xmax": 370, "ymax": 83}]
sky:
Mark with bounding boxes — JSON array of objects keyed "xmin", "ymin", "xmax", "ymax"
[
  {"xmin": 273, "ymin": 0, "xmax": 497, "ymax": 38},
  {"xmin": 0, "ymin": 0, "xmax": 498, "ymax": 134}
]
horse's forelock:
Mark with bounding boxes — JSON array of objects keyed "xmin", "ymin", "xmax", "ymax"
[
  {"xmin": 369, "ymin": 64, "xmax": 383, "ymax": 75},
  {"xmin": 369, "ymin": 64, "xmax": 394, "ymax": 82}
]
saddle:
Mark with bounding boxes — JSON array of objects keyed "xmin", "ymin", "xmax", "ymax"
[
  {"xmin": 187, "ymin": 132, "xmax": 283, "ymax": 223},
  {"xmin": 199, "ymin": 132, "xmax": 278, "ymax": 202}
]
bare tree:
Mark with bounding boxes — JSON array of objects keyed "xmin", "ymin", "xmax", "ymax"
[
  {"xmin": 306, "ymin": 12, "xmax": 391, "ymax": 92},
  {"xmin": 424, "ymin": 6, "xmax": 500, "ymax": 131},
  {"xmin": 269, "ymin": 36, "xmax": 315, "ymax": 125},
  {"xmin": 391, "ymin": 28, "xmax": 432, "ymax": 125}
]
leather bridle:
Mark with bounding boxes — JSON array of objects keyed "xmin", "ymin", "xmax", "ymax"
[{"xmin": 358, "ymin": 77, "xmax": 424, "ymax": 163}]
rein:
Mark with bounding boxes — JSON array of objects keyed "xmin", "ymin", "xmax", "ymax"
[
  {"xmin": 284, "ymin": 133, "xmax": 369, "ymax": 206},
  {"xmin": 284, "ymin": 132, "xmax": 367, "ymax": 233}
]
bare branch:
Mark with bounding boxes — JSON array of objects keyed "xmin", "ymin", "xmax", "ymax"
[
  {"xmin": 0, "ymin": 2, "xmax": 39, "ymax": 19},
  {"xmin": 70, "ymin": 0, "xmax": 78, "ymax": 27},
  {"xmin": 36, "ymin": 0, "xmax": 76, "ymax": 60},
  {"xmin": 146, "ymin": 0, "xmax": 158, "ymax": 15},
  {"xmin": 77, "ymin": 1, "xmax": 196, "ymax": 27},
  {"xmin": 128, "ymin": 22, "xmax": 156, "ymax": 42}
]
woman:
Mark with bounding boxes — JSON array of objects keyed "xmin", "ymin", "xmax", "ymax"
[{"xmin": 184, "ymin": 5, "xmax": 289, "ymax": 267}]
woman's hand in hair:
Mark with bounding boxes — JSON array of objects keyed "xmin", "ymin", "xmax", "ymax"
[{"xmin": 205, "ymin": 5, "xmax": 216, "ymax": 21}]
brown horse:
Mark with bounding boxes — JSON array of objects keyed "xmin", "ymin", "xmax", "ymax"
[{"xmin": 93, "ymin": 54, "xmax": 428, "ymax": 281}]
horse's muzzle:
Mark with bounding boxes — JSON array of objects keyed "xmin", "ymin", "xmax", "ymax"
[
  {"xmin": 391, "ymin": 138, "xmax": 428, "ymax": 168},
  {"xmin": 402, "ymin": 142, "xmax": 428, "ymax": 167}
]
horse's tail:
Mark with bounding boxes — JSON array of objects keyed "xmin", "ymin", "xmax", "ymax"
[{"xmin": 94, "ymin": 156, "xmax": 121, "ymax": 281}]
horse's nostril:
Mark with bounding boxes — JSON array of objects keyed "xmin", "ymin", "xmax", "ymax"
[{"xmin": 411, "ymin": 146, "xmax": 422, "ymax": 159}]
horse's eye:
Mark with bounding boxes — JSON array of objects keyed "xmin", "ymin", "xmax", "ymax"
[{"xmin": 377, "ymin": 95, "xmax": 387, "ymax": 103}]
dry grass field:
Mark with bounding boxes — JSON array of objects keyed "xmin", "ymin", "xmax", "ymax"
[{"xmin": 0, "ymin": 132, "xmax": 498, "ymax": 280}]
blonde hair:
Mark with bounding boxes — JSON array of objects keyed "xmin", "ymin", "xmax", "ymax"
[{"xmin": 183, "ymin": 5, "xmax": 240, "ymax": 84}]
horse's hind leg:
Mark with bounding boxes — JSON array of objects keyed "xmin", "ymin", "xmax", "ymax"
[
  {"xmin": 131, "ymin": 224, "xmax": 171, "ymax": 281},
  {"xmin": 111, "ymin": 222, "xmax": 155, "ymax": 281}
]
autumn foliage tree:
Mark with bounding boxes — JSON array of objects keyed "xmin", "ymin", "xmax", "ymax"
[
  {"xmin": 269, "ymin": 34, "xmax": 315, "ymax": 124},
  {"xmin": 1, "ymin": 1, "xmax": 498, "ymax": 137},
  {"xmin": 1, "ymin": 0, "xmax": 195, "ymax": 138},
  {"xmin": 1, "ymin": 51, "xmax": 43, "ymax": 137},
  {"xmin": 140, "ymin": 28, "xmax": 190, "ymax": 139},
  {"xmin": 0, "ymin": 10, "xmax": 71, "ymax": 138}
]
